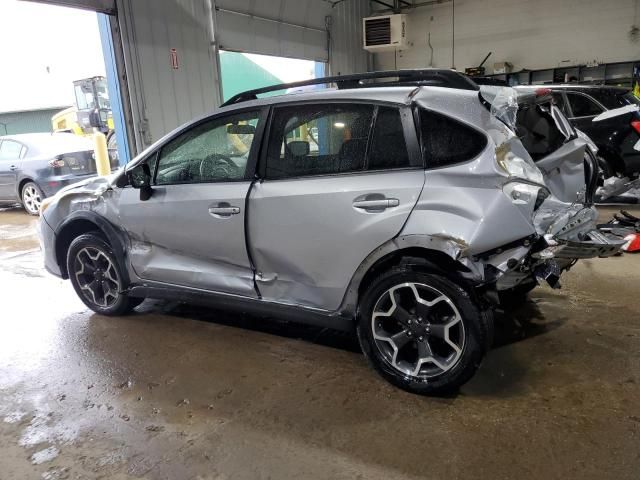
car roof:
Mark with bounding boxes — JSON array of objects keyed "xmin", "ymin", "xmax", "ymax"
[
  {"xmin": 0, "ymin": 132, "xmax": 94, "ymax": 156},
  {"xmin": 215, "ymin": 86, "xmax": 420, "ymax": 114}
]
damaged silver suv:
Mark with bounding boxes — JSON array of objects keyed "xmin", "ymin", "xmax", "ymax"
[{"xmin": 38, "ymin": 70, "xmax": 623, "ymax": 395}]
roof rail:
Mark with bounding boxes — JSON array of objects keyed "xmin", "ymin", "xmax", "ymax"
[{"xmin": 221, "ymin": 69, "xmax": 479, "ymax": 107}]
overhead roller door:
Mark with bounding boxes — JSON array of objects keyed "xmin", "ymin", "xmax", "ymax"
[
  {"xmin": 214, "ymin": 0, "xmax": 331, "ymax": 62},
  {"xmin": 22, "ymin": 0, "xmax": 115, "ymax": 14}
]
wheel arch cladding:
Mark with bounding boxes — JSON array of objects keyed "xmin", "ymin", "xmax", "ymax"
[
  {"xmin": 358, "ymin": 247, "xmax": 470, "ymax": 295},
  {"xmin": 18, "ymin": 178, "xmax": 36, "ymax": 197},
  {"xmin": 340, "ymin": 239, "xmax": 474, "ymax": 318},
  {"xmin": 54, "ymin": 211, "xmax": 129, "ymax": 282}
]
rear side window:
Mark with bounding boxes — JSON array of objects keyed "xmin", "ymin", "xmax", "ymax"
[
  {"xmin": 419, "ymin": 109, "xmax": 487, "ymax": 168},
  {"xmin": 566, "ymin": 93, "xmax": 603, "ymax": 117},
  {"xmin": 265, "ymin": 103, "xmax": 374, "ymax": 179},
  {"xmin": 368, "ymin": 107, "xmax": 418, "ymax": 170},
  {"xmin": 0, "ymin": 140, "xmax": 24, "ymax": 160}
]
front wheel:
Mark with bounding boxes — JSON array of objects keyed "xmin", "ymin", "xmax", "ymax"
[
  {"xmin": 67, "ymin": 233, "xmax": 141, "ymax": 316},
  {"xmin": 357, "ymin": 269, "xmax": 492, "ymax": 395}
]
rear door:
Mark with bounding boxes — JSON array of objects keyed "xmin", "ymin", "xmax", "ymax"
[
  {"xmin": 247, "ymin": 102, "xmax": 424, "ymax": 311},
  {"xmin": 117, "ymin": 109, "xmax": 266, "ymax": 296},
  {"xmin": 0, "ymin": 140, "xmax": 25, "ymax": 200}
]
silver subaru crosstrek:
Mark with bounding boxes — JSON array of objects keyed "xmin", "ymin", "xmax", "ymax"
[{"xmin": 38, "ymin": 70, "xmax": 623, "ymax": 395}]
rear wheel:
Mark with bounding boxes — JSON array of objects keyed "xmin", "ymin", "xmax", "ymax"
[
  {"xmin": 67, "ymin": 233, "xmax": 141, "ymax": 316},
  {"xmin": 357, "ymin": 269, "xmax": 492, "ymax": 395},
  {"xmin": 21, "ymin": 182, "xmax": 43, "ymax": 215}
]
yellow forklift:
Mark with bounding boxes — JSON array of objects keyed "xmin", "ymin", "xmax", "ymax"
[{"xmin": 52, "ymin": 76, "xmax": 115, "ymax": 146}]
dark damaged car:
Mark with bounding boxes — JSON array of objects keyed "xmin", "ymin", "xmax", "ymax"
[{"xmin": 37, "ymin": 70, "xmax": 624, "ymax": 395}]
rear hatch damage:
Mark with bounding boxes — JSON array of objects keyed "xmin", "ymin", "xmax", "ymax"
[{"xmin": 479, "ymin": 85, "xmax": 625, "ymax": 288}]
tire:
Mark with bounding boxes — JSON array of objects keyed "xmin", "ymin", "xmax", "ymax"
[
  {"xmin": 357, "ymin": 268, "xmax": 492, "ymax": 396},
  {"xmin": 596, "ymin": 155, "xmax": 615, "ymax": 183},
  {"xmin": 21, "ymin": 181, "xmax": 44, "ymax": 216},
  {"xmin": 66, "ymin": 233, "xmax": 140, "ymax": 316},
  {"xmin": 498, "ymin": 281, "xmax": 537, "ymax": 308}
]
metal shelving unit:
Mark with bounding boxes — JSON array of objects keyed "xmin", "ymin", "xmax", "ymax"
[{"xmin": 485, "ymin": 60, "xmax": 640, "ymax": 87}]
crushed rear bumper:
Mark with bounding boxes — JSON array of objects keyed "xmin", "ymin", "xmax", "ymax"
[
  {"xmin": 534, "ymin": 205, "xmax": 625, "ymax": 260},
  {"xmin": 540, "ymin": 229, "xmax": 625, "ymax": 259}
]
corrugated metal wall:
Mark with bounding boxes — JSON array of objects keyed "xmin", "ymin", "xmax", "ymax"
[
  {"xmin": 113, "ymin": 0, "xmax": 370, "ymax": 153},
  {"xmin": 116, "ymin": 0, "xmax": 221, "ymax": 151},
  {"xmin": 328, "ymin": 0, "xmax": 370, "ymax": 76},
  {"xmin": 0, "ymin": 108, "xmax": 68, "ymax": 135}
]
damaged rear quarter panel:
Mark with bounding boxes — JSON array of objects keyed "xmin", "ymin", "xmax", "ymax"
[{"xmin": 404, "ymin": 91, "xmax": 537, "ymax": 256}]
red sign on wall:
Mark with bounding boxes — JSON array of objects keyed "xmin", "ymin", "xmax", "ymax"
[{"xmin": 170, "ymin": 48, "xmax": 179, "ymax": 70}]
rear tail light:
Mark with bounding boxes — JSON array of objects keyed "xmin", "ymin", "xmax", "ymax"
[
  {"xmin": 631, "ymin": 120, "xmax": 640, "ymax": 135},
  {"xmin": 48, "ymin": 156, "xmax": 65, "ymax": 168},
  {"xmin": 622, "ymin": 233, "xmax": 640, "ymax": 252}
]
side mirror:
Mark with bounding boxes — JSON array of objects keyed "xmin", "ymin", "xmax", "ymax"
[{"xmin": 127, "ymin": 163, "xmax": 153, "ymax": 201}]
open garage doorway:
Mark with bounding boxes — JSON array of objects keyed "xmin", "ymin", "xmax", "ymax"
[{"xmin": 219, "ymin": 50, "xmax": 324, "ymax": 103}]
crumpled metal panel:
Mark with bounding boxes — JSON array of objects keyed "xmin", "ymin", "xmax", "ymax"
[
  {"xmin": 536, "ymin": 138, "xmax": 587, "ymax": 203},
  {"xmin": 248, "ymin": 170, "xmax": 425, "ymax": 311},
  {"xmin": 404, "ymin": 90, "xmax": 537, "ymax": 255}
]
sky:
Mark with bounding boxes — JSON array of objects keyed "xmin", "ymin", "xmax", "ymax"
[{"xmin": 0, "ymin": 0, "xmax": 106, "ymax": 113}]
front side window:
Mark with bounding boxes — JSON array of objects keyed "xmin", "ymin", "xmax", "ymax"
[
  {"xmin": 419, "ymin": 109, "xmax": 487, "ymax": 168},
  {"xmin": 154, "ymin": 111, "xmax": 260, "ymax": 185},
  {"xmin": 566, "ymin": 93, "xmax": 604, "ymax": 117},
  {"xmin": 265, "ymin": 104, "xmax": 374, "ymax": 179},
  {"xmin": 0, "ymin": 140, "xmax": 24, "ymax": 161}
]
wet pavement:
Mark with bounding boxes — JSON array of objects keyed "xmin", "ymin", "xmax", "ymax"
[{"xmin": 1, "ymin": 204, "xmax": 640, "ymax": 479}]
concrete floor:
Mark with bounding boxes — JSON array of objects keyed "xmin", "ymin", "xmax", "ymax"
[{"xmin": 1, "ymin": 205, "xmax": 639, "ymax": 480}]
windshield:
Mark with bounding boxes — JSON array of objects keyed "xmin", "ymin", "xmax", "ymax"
[
  {"xmin": 95, "ymin": 78, "xmax": 110, "ymax": 110},
  {"xmin": 74, "ymin": 78, "xmax": 110, "ymax": 111},
  {"xmin": 74, "ymin": 83, "xmax": 95, "ymax": 110}
]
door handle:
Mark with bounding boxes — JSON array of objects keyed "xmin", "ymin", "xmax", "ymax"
[
  {"xmin": 9, "ymin": 165, "xmax": 18, "ymax": 171},
  {"xmin": 208, "ymin": 205, "xmax": 240, "ymax": 218},
  {"xmin": 353, "ymin": 198, "xmax": 400, "ymax": 211}
]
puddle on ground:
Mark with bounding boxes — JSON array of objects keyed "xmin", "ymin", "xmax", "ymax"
[{"xmin": 30, "ymin": 446, "xmax": 60, "ymax": 465}]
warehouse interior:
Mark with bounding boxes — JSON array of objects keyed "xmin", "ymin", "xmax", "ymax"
[{"xmin": 2, "ymin": 0, "xmax": 640, "ymax": 478}]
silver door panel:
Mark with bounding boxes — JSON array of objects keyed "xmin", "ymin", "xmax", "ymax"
[
  {"xmin": 118, "ymin": 182, "xmax": 256, "ymax": 296},
  {"xmin": 248, "ymin": 170, "xmax": 425, "ymax": 311}
]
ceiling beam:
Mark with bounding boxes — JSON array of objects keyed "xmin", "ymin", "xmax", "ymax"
[{"xmin": 20, "ymin": 0, "xmax": 116, "ymax": 15}]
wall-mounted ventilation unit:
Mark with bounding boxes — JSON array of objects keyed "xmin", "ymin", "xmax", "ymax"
[{"xmin": 362, "ymin": 14, "xmax": 407, "ymax": 52}]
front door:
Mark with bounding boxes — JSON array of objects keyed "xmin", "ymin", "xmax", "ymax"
[
  {"xmin": 248, "ymin": 103, "xmax": 424, "ymax": 311},
  {"xmin": 0, "ymin": 140, "xmax": 24, "ymax": 201},
  {"xmin": 118, "ymin": 109, "xmax": 265, "ymax": 296}
]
